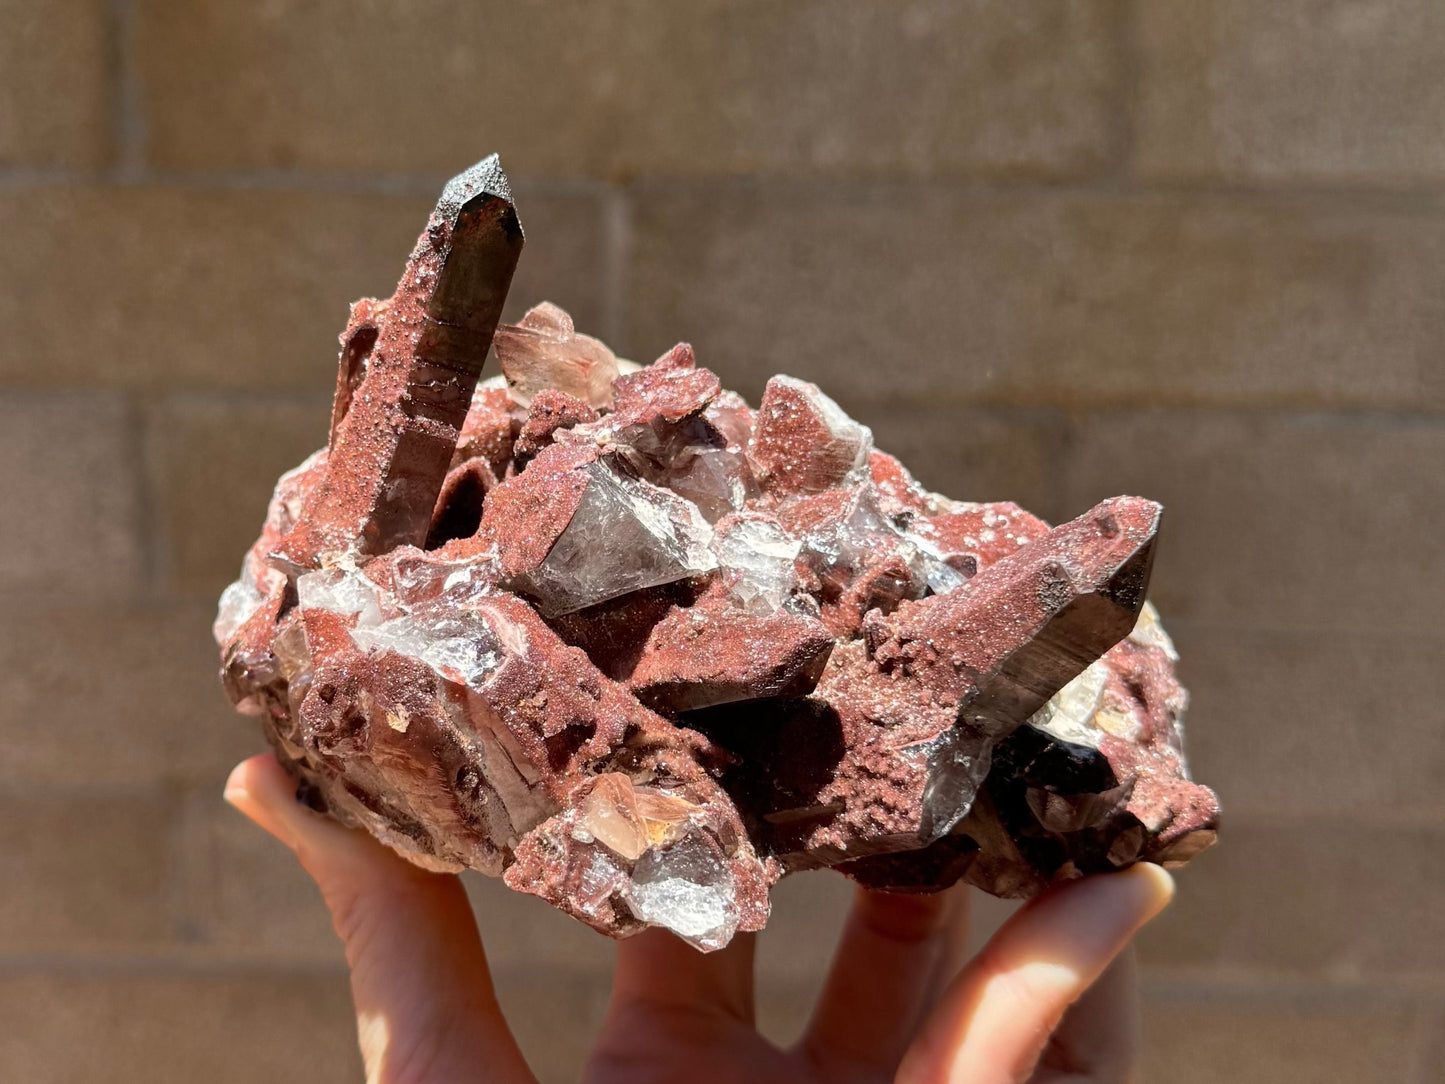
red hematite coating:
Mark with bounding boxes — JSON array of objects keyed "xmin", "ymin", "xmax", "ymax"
[{"xmin": 215, "ymin": 157, "xmax": 1219, "ymax": 952}]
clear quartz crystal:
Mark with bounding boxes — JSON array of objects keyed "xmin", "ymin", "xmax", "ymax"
[
  {"xmin": 802, "ymin": 486, "xmax": 965, "ymax": 599},
  {"xmin": 271, "ymin": 620, "xmax": 313, "ymax": 687},
  {"xmin": 297, "ymin": 565, "xmax": 384, "ymax": 624},
  {"xmin": 897, "ymin": 528, "xmax": 967, "ymax": 595},
  {"xmin": 215, "ymin": 569, "xmax": 267, "ymax": 642},
  {"xmin": 624, "ymin": 833, "xmax": 739, "ymax": 951},
  {"xmin": 589, "ymin": 408, "xmax": 757, "ymax": 524},
  {"xmin": 668, "ymin": 393, "xmax": 759, "ymax": 521},
  {"xmin": 352, "ymin": 610, "xmax": 503, "ymax": 688},
  {"xmin": 521, "ymin": 458, "xmax": 717, "ymax": 616},
  {"xmin": 392, "ymin": 550, "xmax": 498, "ymax": 607},
  {"xmin": 915, "ymin": 728, "xmax": 993, "ymax": 843},
  {"xmin": 712, "ymin": 515, "xmax": 801, "ymax": 614},
  {"xmin": 661, "ymin": 439, "xmax": 754, "ymax": 523},
  {"xmin": 573, "ymin": 848, "xmax": 630, "ymax": 921},
  {"xmin": 494, "ymin": 302, "xmax": 619, "ymax": 409}
]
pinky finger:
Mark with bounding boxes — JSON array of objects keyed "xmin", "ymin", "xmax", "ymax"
[{"xmin": 895, "ymin": 864, "xmax": 1173, "ymax": 1084}]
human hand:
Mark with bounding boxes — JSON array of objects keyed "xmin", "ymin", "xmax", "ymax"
[{"xmin": 226, "ymin": 753, "xmax": 1173, "ymax": 1083}]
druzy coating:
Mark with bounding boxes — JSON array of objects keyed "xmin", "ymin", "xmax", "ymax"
[{"xmin": 216, "ymin": 156, "xmax": 1219, "ymax": 951}]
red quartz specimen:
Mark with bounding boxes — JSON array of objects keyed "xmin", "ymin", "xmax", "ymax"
[
  {"xmin": 276, "ymin": 157, "xmax": 523, "ymax": 566},
  {"xmin": 216, "ymin": 157, "xmax": 1218, "ymax": 951}
]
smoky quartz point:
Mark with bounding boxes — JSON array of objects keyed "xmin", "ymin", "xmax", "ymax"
[{"xmin": 216, "ymin": 155, "xmax": 1219, "ymax": 951}]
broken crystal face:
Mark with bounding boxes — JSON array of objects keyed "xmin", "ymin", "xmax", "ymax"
[
  {"xmin": 215, "ymin": 158, "xmax": 1217, "ymax": 952},
  {"xmin": 1128, "ymin": 600, "xmax": 1180, "ymax": 660},
  {"xmin": 1028, "ymin": 659, "xmax": 1112, "ymax": 750}
]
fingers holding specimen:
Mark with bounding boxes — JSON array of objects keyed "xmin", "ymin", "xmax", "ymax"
[
  {"xmin": 224, "ymin": 754, "xmax": 536, "ymax": 1084},
  {"xmin": 609, "ymin": 927, "xmax": 758, "ymax": 1024},
  {"xmin": 800, "ymin": 884, "xmax": 968, "ymax": 1074},
  {"xmin": 896, "ymin": 864, "xmax": 1173, "ymax": 1084},
  {"xmin": 921, "ymin": 883, "xmax": 974, "ymax": 1009}
]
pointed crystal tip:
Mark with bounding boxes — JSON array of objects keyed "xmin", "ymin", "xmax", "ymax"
[{"xmin": 435, "ymin": 152, "xmax": 518, "ymax": 225}]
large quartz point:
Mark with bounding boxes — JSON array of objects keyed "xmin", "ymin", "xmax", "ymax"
[{"xmin": 216, "ymin": 158, "xmax": 1219, "ymax": 951}]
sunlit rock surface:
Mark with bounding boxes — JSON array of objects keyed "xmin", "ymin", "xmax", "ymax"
[{"xmin": 216, "ymin": 157, "xmax": 1218, "ymax": 951}]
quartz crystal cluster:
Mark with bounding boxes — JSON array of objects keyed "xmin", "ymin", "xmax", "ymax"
[{"xmin": 216, "ymin": 156, "xmax": 1219, "ymax": 951}]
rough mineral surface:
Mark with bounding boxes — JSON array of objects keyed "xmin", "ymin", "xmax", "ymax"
[{"xmin": 216, "ymin": 156, "xmax": 1219, "ymax": 951}]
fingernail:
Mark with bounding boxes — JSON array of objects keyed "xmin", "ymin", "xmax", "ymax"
[
  {"xmin": 222, "ymin": 759, "xmax": 301, "ymax": 851},
  {"xmin": 1132, "ymin": 862, "xmax": 1177, "ymax": 913},
  {"xmin": 222, "ymin": 761, "xmax": 251, "ymax": 808}
]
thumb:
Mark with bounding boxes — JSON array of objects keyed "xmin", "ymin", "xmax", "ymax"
[{"xmin": 225, "ymin": 754, "xmax": 535, "ymax": 1084}]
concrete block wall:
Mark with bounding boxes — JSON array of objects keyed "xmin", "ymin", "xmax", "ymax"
[{"xmin": 1, "ymin": 2, "xmax": 1440, "ymax": 1079}]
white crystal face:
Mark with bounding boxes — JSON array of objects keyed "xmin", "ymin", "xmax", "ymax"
[
  {"xmin": 712, "ymin": 515, "xmax": 801, "ymax": 614},
  {"xmin": 1128, "ymin": 601, "xmax": 1179, "ymax": 661},
  {"xmin": 624, "ymin": 834, "xmax": 739, "ymax": 951},
  {"xmin": 295, "ymin": 554, "xmax": 510, "ymax": 690},
  {"xmin": 351, "ymin": 611, "xmax": 504, "ymax": 688},
  {"xmin": 214, "ymin": 557, "xmax": 286, "ymax": 642},
  {"xmin": 572, "ymin": 848, "xmax": 631, "ymax": 922},
  {"xmin": 1028, "ymin": 660, "xmax": 1111, "ymax": 750},
  {"xmin": 214, "ymin": 572, "xmax": 265, "ymax": 643},
  {"xmin": 297, "ymin": 566, "xmax": 384, "ymax": 625},
  {"xmin": 521, "ymin": 458, "xmax": 717, "ymax": 616},
  {"xmin": 475, "ymin": 373, "xmax": 510, "ymax": 394},
  {"xmin": 1027, "ymin": 649, "xmax": 1150, "ymax": 749}
]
